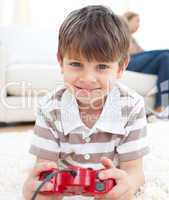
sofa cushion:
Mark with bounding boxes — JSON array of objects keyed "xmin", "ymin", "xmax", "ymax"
[
  {"xmin": 6, "ymin": 64, "xmax": 64, "ymax": 96},
  {"xmin": 120, "ymin": 71, "xmax": 157, "ymax": 96}
]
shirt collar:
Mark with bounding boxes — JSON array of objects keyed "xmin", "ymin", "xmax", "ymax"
[
  {"xmin": 61, "ymin": 85, "xmax": 125, "ymax": 136},
  {"xmin": 61, "ymin": 89, "xmax": 84, "ymax": 135},
  {"xmin": 94, "ymin": 86, "xmax": 125, "ymax": 135}
]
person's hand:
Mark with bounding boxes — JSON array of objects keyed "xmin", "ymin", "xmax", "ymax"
[
  {"xmin": 95, "ymin": 157, "xmax": 135, "ymax": 200},
  {"xmin": 23, "ymin": 161, "xmax": 63, "ymax": 200}
]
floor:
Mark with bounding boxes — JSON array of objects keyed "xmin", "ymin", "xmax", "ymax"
[{"xmin": 0, "ymin": 122, "xmax": 34, "ymax": 134}]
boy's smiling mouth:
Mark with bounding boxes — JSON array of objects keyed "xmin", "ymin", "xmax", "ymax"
[{"xmin": 73, "ymin": 85, "xmax": 101, "ymax": 92}]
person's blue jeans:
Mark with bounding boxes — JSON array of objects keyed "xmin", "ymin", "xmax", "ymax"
[{"xmin": 128, "ymin": 50, "xmax": 169, "ymax": 108}]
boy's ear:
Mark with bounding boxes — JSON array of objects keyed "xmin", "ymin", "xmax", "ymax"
[{"xmin": 117, "ymin": 56, "xmax": 130, "ymax": 78}]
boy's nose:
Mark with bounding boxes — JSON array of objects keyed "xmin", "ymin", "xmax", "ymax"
[{"xmin": 79, "ymin": 72, "xmax": 97, "ymax": 84}]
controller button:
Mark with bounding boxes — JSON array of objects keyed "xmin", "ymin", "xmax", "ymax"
[
  {"xmin": 95, "ymin": 182, "xmax": 105, "ymax": 191},
  {"xmin": 84, "ymin": 154, "xmax": 90, "ymax": 160}
]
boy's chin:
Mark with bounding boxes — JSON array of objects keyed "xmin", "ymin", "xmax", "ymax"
[
  {"xmin": 75, "ymin": 96, "xmax": 106, "ymax": 109},
  {"xmin": 76, "ymin": 96, "xmax": 93, "ymax": 105}
]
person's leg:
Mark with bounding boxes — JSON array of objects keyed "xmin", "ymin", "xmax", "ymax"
[
  {"xmin": 128, "ymin": 50, "xmax": 169, "ymax": 109},
  {"xmin": 128, "ymin": 50, "xmax": 162, "ymax": 109},
  {"xmin": 128, "ymin": 50, "xmax": 169, "ymax": 72},
  {"xmin": 149, "ymin": 52, "xmax": 169, "ymax": 109}
]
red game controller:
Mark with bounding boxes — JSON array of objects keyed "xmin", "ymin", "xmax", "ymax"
[{"xmin": 39, "ymin": 166, "xmax": 116, "ymax": 196}]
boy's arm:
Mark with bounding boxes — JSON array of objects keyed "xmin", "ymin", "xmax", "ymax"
[
  {"xmin": 96, "ymin": 98, "xmax": 148, "ymax": 199},
  {"xmin": 120, "ymin": 158, "xmax": 145, "ymax": 194},
  {"xmin": 23, "ymin": 158, "xmax": 62, "ymax": 200}
]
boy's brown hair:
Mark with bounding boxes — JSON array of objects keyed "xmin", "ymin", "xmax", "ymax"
[{"xmin": 57, "ymin": 5, "xmax": 130, "ymax": 66}]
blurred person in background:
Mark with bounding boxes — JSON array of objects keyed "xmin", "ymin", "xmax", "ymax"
[{"xmin": 123, "ymin": 11, "xmax": 169, "ymax": 119}]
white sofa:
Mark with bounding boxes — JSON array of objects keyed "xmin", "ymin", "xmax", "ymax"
[{"xmin": 0, "ymin": 25, "xmax": 157, "ymax": 123}]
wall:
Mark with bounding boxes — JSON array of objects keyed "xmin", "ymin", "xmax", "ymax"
[
  {"xmin": 1, "ymin": 0, "xmax": 168, "ymax": 49},
  {"xmin": 128, "ymin": 0, "xmax": 169, "ymax": 50}
]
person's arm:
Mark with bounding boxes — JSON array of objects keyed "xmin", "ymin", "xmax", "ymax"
[
  {"xmin": 23, "ymin": 158, "xmax": 63, "ymax": 200},
  {"xmin": 96, "ymin": 97, "xmax": 149, "ymax": 199},
  {"xmin": 120, "ymin": 158, "xmax": 145, "ymax": 194},
  {"xmin": 129, "ymin": 37, "xmax": 144, "ymax": 55},
  {"xmin": 117, "ymin": 97, "xmax": 148, "ymax": 194}
]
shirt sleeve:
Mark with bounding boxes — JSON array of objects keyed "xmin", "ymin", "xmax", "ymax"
[
  {"xmin": 117, "ymin": 97, "xmax": 149, "ymax": 162},
  {"xmin": 29, "ymin": 104, "xmax": 60, "ymax": 161}
]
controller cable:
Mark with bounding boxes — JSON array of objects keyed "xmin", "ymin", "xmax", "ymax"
[{"xmin": 31, "ymin": 169, "xmax": 77, "ymax": 200}]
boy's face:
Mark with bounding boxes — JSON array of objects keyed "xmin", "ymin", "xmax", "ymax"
[{"xmin": 59, "ymin": 55, "xmax": 128, "ymax": 108}]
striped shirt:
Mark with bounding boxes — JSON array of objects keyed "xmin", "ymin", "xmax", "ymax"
[{"xmin": 30, "ymin": 82, "xmax": 149, "ymax": 169}]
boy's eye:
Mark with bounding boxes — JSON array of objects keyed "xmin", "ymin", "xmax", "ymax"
[
  {"xmin": 97, "ymin": 64, "xmax": 109, "ymax": 70},
  {"xmin": 69, "ymin": 62, "xmax": 81, "ymax": 67}
]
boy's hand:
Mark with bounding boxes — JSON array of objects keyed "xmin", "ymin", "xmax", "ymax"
[
  {"xmin": 23, "ymin": 161, "xmax": 62, "ymax": 200},
  {"xmin": 95, "ymin": 157, "xmax": 135, "ymax": 200}
]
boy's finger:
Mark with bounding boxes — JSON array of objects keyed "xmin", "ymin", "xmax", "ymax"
[
  {"xmin": 29, "ymin": 179, "xmax": 54, "ymax": 192},
  {"xmin": 32, "ymin": 162, "xmax": 57, "ymax": 176},
  {"xmin": 34, "ymin": 180, "xmax": 54, "ymax": 192},
  {"xmin": 30, "ymin": 180, "xmax": 62, "ymax": 200},
  {"xmin": 99, "ymin": 168, "xmax": 127, "ymax": 181},
  {"xmin": 100, "ymin": 157, "xmax": 115, "ymax": 169}
]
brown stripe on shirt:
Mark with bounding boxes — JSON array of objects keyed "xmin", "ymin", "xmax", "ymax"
[
  {"xmin": 122, "ymin": 127, "xmax": 147, "ymax": 143},
  {"xmin": 118, "ymin": 146, "xmax": 150, "ymax": 162},
  {"xmin": 58, "ymin": 131, "xmax": 119, "ymax": 144},
  {"xmin": 126, "ymin": 107, "xmax": 146, "ymax": 127},
  {"xmin": 30, "ymin": 145, "xmax": 60, "ymax": 161},
  {"xmin": 49, "ymin": 109, "xmax": 61, "ymax": 121},
  {"xmin": 60, "ymin": 151, "xmax": 116, "ymax": 164},
  {"xmin": 34, "ymin": 125, "xmax": 59, "ymax": 142},
  {"xmin": 51, "ymin": 88, "xmax": 66, "ymax": 101}
]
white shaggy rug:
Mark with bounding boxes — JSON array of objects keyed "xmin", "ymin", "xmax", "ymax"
[{"xmin": 0, "ymin": 121, "xmax": 169, "ymax": 200}]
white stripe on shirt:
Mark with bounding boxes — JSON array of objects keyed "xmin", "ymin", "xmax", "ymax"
[
  {"xmin": 31, "ymin": 134, "xmax": 60, "ymax": 152},
  {"xmin": 117, "ymin": 137, "xmax": 148, "ymax": 154},
  {"xmin": 126, "ymin": 117, "xmax": 147, "ymax": 133},
  {"xmin": 60, "ymin": 140, "xmax": 116, "ymax": 154},
  {"xmin": 65, "ymin": 156, "xmax": 103, "ymax": 169}
]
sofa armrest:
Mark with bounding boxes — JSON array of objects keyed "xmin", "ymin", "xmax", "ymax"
[
  {"xmin": 0, "ymin": 45, "xmax": 9, "ymax": 122},
  {"xmin": 0, "ymin": 44, "xmax": 8, "ymax": 98}
]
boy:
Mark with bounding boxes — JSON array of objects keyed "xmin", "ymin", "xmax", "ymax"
[{"xmin": 23, "ymin": 5, "xmax": 149, "ymax": 200}]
